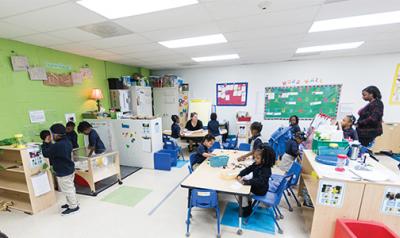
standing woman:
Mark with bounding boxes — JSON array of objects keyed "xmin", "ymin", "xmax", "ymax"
[
  {"xmin": 185, "ymin": 112, "xmax": 204, "ymax": 151},
  {"xmin": 356, "ymin": 86, "xmax": 384, "ymax": 147}
]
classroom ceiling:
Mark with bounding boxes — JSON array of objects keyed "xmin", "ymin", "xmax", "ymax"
[{"xmin": 0, "ymin": 0, "xmax": 400, "ymax": 70}]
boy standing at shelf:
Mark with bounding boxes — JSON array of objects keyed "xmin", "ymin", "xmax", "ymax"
[
  {"xmin": 42, "ymin": 123, "xmax": 79, "ymax": 216},
  {"xmin": 66, "ymin": 121, "xmax": 79, "ymax": 149}
]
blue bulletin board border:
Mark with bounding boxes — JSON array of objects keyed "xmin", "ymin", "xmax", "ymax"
[{"xmin": 216, "ymin": 82, "xmax": 248, "ymax": 106}]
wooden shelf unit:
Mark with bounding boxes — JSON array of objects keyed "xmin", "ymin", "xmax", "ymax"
[{"xmin": 0, "ymin": 146, "xmax": 56, "ymax": 214}]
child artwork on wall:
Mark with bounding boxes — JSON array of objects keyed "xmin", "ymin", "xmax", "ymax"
[
  {"xmin": 28, "ymin": 67, "xmax": 47, "ymax": 81},
  {"xmin": 80, "ymin": 68, "xmax": 93, "ymax": 80},
  {"xmin": 44, "ymin": 72, "xmax": 73, "ymax": 87},
  {"xmin": 71, "ymin": 72, "xmax": 83, "ymax": 85},
  {"xmin": 389, "ymin": 64, "xmax": 400, "ymax": 105},
  {"xmin": 10, "ymin": 56, "xmax": 29, "ymax": 71}
]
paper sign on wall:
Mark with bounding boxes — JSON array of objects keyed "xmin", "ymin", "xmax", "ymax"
[
  {"xmin": 11, "ymin": 56, "xmax": 29, "ymax": 71},
  {"xmin": 65, "ymin": 113, "xmax": 76, "ymax": 123},
  {"xmin": 28, "ymin": 67, "xmax": 47, "ymax": 80},
  {"xmin": 317, "ymin": 180, "xmax": 345, "ymax": 208},
  {"xmin": 29, "ymin": 110, "xmax": 46, "ymax": 123},
  {"xmin": 80, "ymin": 68, "xmax": 93, "ymax": 80},
  {"xmin": 389, "ymin": 64, "xmax": 400, "ymax": 105},
  {"xmin": 381, "ymin": 186, "xmax": 400, "ymax": 216},
  {"xmin": 71, "ymin": 72, "xmax": 83, "ymax": 84}
]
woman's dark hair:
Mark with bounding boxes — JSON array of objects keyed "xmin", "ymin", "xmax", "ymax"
[
  {"xmin": 210, "ymin": 112, "xmax": 217, "ymax": 121},
  {"xmin": 258, "ymin": 143, "xmax": 275, "ymax": 168},
  {"xmin": 289, "ymin": 115, "xmax": 299, "ymax": 124},
  {"xmin": 363, "ymin": 86, "xmax": 382, "ymax": 100},
  {"xmin": 250, "ymin": 121, "xmax": 263, "ymax": 133},
  {"xmin": 171, "ymin": 115, "xmax": 179, "ymax": 123},
  {"xmin": 77, "ymin": 121, "xmax": 92, "ymax": 133},
  {"xmin": 203, "ymin": 134, "xmax": 215, "ymax": 143},
  {"xmin": 190, "ymin": 112, "xmax": 198, "ymax": 118}
]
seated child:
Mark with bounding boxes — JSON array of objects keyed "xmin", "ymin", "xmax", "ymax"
[
  {"xmin": 66, "ymin": 121, "xmax": 79, "ymax": 149},
  {"xmin": 192, "ymin": 134, "xmax": 216, "ymax": 169},
  {"xmin": 279, "ymin": 132, "xmax": 306, "ymax": 172},
  {"xmin": 237, "ymin": 121, "xmax": 263, "ymax": 161},
  {"xmin": 41, "ymin": 123, "xmax": 79, "ymax": 215},
  {"xmin": 237, "ymin": 143, "xmax": 276, "ymax": 217},
  {"xmin": 77, "ymin": 121, "xmax": 106, "ymax": 156},
  {"xmin": 289, "ymin": 115, "xmax": 301, "ymax": 135},
  {"xmin": 170, "ymin": 115, "xmax": 181, "ymax": 145},
  {"xmin": 207, "ymin": 113, "xmax": 221, "ymax": 142},
  {"xmin": 341, "ymin": 115, "xmax": 358, "ymax": 141}
]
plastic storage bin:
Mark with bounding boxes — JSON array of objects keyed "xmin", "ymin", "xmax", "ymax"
[
  {"xmin": 209, "ymin": 155, "xmax": 229, "ymax": 167},
  {"xmin": 158, "ymin": 148, "xmax": 179, "ymax": 166},
  {"xmin": 312, "ymin": 139, "xmax": 349, "ymax": 153},
  {"xmin": 154, "ymin": 151, "xmax": 172, "ymax": 171},
  {"xmin": 318, "ymin": 146, "xmax": 349, "ymax": 156},
  {"xmin": 334, "ymin": 219, "xmax": 399, "ymax": 238}
]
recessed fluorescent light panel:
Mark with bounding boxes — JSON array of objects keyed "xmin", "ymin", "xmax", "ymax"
[
  {"xmin": 192, "ymin": 54, "xmax": 240, "ymax": 62},
  {"xmin": 159, "ymin": 34, "xmax": 227, "ymax": 48},
  {"xmin": 296, "ymin": 41, "xmax": 364, "ymax": 54},
  {"xmin": 310, "ymin": 10, "xmax": 400, "ymax": 32},
  {"xmin": 77, "ymin": 0, "xmax": 199, "ymax": 19}
]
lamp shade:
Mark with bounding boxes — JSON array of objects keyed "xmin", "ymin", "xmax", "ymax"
[{"xmin": 90, "ymin": 88, "xmax": 103, "ymax": 100}]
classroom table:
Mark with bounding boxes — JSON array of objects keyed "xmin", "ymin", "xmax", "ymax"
[
  {"xmin": 180, "ymin": 149, "xmax": 251, "ymax": 235},
  {"xmin": 299, "ymin": 150, "xmax": 400, "ymax": 238},
  {"xmin": 163, "ymin": 129, "xmax": 227, "ymax": 139}
]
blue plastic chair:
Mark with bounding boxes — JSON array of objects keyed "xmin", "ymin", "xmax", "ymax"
[
  {"xmin": 188, "ymin": 153, "xmax": 197, "ymax": 173},
  {"xmin": 164, "ymin": 138, "xmax": 184, "ymax": 161},
  {"xmin": 270, "ymin": 161, "xmax": 302, "ymax": 211},
  {"xmin": 247, "ymin": 175, "xmax": 290, "ymax": 234},
  {"xmin": 186, "ymin": 189, "xmax": 221, "ymax": 238},
  {"xmin": 238, "ymin": 143, "xmax": 251, "ymax": 151},
  {"xmin": 222, "ymin": 135, "xmax": 238, "ymax": 149},
  {"xmin": 268, "ymin": 127, "xmax": 292, "ymax": 160},
  {"xmin": 210, "ymin": 141, "xmax": 221, "ymax": 152}
]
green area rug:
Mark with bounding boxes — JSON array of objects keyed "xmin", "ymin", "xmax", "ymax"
[{"xmin": 102, "ymin": 186, "xmax": 151, "ymax": 207}]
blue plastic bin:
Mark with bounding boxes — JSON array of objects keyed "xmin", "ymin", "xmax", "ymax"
[
  {"xmin": 209, "ymin": 155, "xmax": 229, "ymax": 167},
  {"xmin": 154, "ymin": 152, "xmax": 172, "ymax": 171}
]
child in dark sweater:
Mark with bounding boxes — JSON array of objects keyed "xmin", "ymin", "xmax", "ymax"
[
  {"xmin": 66, "ymin": 121, "xmax": 79, "ymax": 149},
  {"xmin": 341, "ymin": 115, "xmax": 358, "ymax": 141},
  {"xmin": 237, "ymin": 143, "xmax": 276, "ymax": 217},
  {"xmin": 170, "ymin": 115, "xmax": 181, "ymax": 145},
  {"xmin": 193, "ymin": 134, "xmax": 216, "ymax": 169},
  {"xmin": 41, "ymin": 123, "xmax": 79, "ymax": 215},
  {"xmin": 279, "ymin": 132, "xmax": 306, "ymax": 172}
]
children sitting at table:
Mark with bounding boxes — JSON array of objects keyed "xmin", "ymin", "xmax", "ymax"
[
  {"xmin": 66, "ymin": 121, "xmax": 79, "ymax": 149},
  {"xmin": 208, "ymin": 112, "xmax": 221, "ymax": 142},
  {"xmin": 41, "ymin": 124, "xmax": 79, "ymax": 215},
  {"xmin": 192, "ymin": 134, "xmax": 216, "ymax": 170},
  {"xmin": 289, "ymin": 115, "xmax": 301, "ymax": 135},
  {"xmin": 237, "ymin": 143, "xmax": 276, "ymax": 217},
  {"xmin": 237, "ymin": 121, "xmax": 263, "ymax": 161},
  {"xmin": 170, "ymin": 115, "xmax": 181, "ymax": 145},
  {"xmin": 279, "ymin": 132, "xmax": 306, "ymax": 172},
  {"xmin": 341, "ymin": 115, "xmax": 358, "ymax": 141},
  {"xmin": 77, "ymin": 121, "xmax": 106, "ymax": 156}
]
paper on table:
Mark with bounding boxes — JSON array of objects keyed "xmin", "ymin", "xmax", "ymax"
[
  {"xmin": 31, "ymin": 172, "xmax": 51, "ymax": 197},
  {"xmin": 230, "ymin": 181, "xmax": 243, "ymax": 190}
]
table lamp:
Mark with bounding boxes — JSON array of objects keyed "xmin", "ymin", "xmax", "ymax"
[{"xmin": 90, "ymin": 88, "xmax": 103, "ymax": 112}]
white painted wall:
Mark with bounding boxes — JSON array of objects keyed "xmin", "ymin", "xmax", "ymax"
[{"xmin": 155, "ymin": 53, "xmax": 400, "ymax": 139}]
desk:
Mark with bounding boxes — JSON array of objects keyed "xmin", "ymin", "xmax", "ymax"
[
  {"xmin": 73, "ymin": 149, "xmax": 121, "ymax": 195},
  {"xmin": 181, "ymin": 149, "xmax": 250, "ymax": 235},
  {"xmin": 163, "ymin": 129, "xmax": 227, "ymax": 139},
  {"xmin": 299, "ymin": 150, "xmax": 400, "ymax": 238}
]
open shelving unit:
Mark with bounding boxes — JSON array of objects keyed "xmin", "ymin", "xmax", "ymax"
[{"xmin": 0, "ymin": 145, "xmax": 56, "ymax": 214}]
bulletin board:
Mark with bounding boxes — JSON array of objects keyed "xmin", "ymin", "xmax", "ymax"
[
  {"xmin": 264, "ymin": 84, "xmax": 342, "ymax": 120},
  {"xmin": 216, "ymin": 82, "xmax": 248, "ymax": 106}
]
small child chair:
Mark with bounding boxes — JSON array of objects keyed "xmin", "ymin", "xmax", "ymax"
[
  {"xmin": 186, "ymin": 189, "xmax": 221, "ymax": 238},
  {"xmin": 210, "ymin": 141, "xmax": 221, "ymax": 152},
  {"xmin": 238, "ymin": 143, "xmax": 251, "ymax": 151},
  {"xmin": 222, "ymin": 135, "xmax": 238, "ymax": 150}
]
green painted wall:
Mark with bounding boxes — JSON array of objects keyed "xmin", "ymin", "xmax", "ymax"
[{"xmin": 0, "ymin": 38, "xmax": 146, "ymax": 141}]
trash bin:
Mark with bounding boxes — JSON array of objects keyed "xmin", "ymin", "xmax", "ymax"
[{"xmin": 334, "ymin": 219, "xmax": 399, "ymax": 238}]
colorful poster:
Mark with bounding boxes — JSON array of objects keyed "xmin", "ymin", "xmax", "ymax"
[
  {"xmin": 216, "ymin": 82, "xmax": 248, "ymax": 106},
  {"xmin": 389, "ymin": 64, "xmax": 400, "ymax": 105},
  {"xmin": 317, "ymin": 180, "xmax": 345, "ymax": 208},
  {"xmin": 381, "ymin": 186, "xmax": 400, "ymax": 216}
]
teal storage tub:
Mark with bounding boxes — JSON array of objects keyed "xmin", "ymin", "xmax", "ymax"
[{"xmin": 209, "ymin": 155, "xmax": 229, "ymax": 168}]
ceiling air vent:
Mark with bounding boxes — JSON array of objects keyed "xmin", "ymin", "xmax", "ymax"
[
  {"xmin": 324, "ymin": 0, "xmax": 349, "ymax": 4},
  {"xmin": 79, "ymin": 21, "xmax": 132, "ymax": 38}
]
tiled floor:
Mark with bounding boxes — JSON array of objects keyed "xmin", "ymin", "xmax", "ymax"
[{"xmin": 1, "ymin": 155, "xmax": 397, "ymax": 238}]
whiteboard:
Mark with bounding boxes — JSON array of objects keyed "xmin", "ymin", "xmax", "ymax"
[{"xmin": 189, "ymin": 99, "xmax": 212, "ymax": 125}]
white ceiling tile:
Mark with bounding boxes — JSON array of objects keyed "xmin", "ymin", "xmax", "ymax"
[
  {"xmin": 217, "ymin": 6, "xmax": 319, "ymax": 32},
  {"xmin": 14, "ymin": 33, "xmax": 71, "ymax": 47},
  {"xmin": 0, "ymin": 0, "xmax": 68, "ymax": 18},
  {"xmin": 83, "ymin": 34, "xmax": 149, "ymax": 49},
  {"xmin": 0, "ymin": 21, "xmax": 38, "ymax": 38},
  {"xmin": 172, "ymin": 44, "xmax": 235, "ymax": 56},
  {"xmin": 315, "ymin": 0, "xmax": 400, "ymax": 21},
  {"xmin": 48, "ymin": 28, "xmax": 101, "ymax": 42},
  {"xmin": 106, "ymin": 43, "xmax": 167, "ymax": 54},
  {"xmin": 113, "ymin": 5, "xmax": 212, "ymax": 32},
  {"xmin": 4, "ymin": 2, "xmax": 107, "ymax": 32},
  {"xmin": 140, "ymin": 23, "xmax": 221, "ymax": 41},
  {"xmin": 124, "ymin": 49, "xmax": 176, "ymax": 58},
  {"xmin": 203, "ymin": 0, "xmax": 323, "ymax": 21}
]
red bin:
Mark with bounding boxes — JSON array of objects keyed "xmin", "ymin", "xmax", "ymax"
[{"xmin": 334, "ymin": 219, "xmax": 399, "ymax": 238}]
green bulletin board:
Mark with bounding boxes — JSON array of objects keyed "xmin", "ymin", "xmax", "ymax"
[{"xmin": 264, "ymin": 84, "xmax": 342, "ymax": 119}]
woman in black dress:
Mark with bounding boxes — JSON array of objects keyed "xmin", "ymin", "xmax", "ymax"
[
  {"xmin": 185, "ymin": 112, "xmax": 204, "ymax": 151},
  {"xmin": 356, "ymin": 86, "xmax": 384, "ymax": 147}
]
